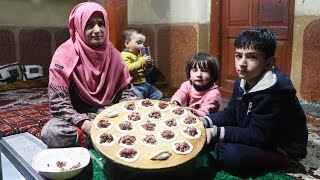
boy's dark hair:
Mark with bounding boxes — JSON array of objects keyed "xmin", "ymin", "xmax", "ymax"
[
  {"xmin": 186, "ymin": 52, "xmax": 220, "ymax": 83},
  {"xmin": 122, "ymin": 28, "xmax": 143, "ymax": 41},
  {"xmin": 234, "ymin": 28, "xmax": 277, "ymax": 59}
]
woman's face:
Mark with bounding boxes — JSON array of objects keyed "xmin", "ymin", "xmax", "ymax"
[{"xmin": 84, "ymin": 12, "xmax": 106, "ymax": 48}]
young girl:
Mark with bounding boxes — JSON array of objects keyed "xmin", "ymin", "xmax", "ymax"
[{"xmin": 171, "ymin": 52, "xmax": 221, "ymax": 116}]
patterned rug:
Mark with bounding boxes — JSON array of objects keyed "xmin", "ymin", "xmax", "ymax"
[
  {"xmin": 289, "ymin": 116, "xmax": 320, "ymax": 180},
  {"xmin": 0, "ymin": 103, "xmax": 50, "ymax": 137},
  {"xmin": 0, "ymin": 87, "xmax": 48, "ymax": 110},
  {"xmin": 0, "ymin": 88, "xmax": 319, "ymax": 179}
]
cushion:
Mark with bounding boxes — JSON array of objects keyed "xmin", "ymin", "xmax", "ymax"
[
  {"xmin": 0, "ymin": 62, "xmax": 23, "ymax": 84},
  {"xmin": 22, "ymin": 64, "xmax": 44, "ymax": 80}
]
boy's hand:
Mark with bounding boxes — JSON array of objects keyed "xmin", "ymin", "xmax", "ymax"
[
  {"xmin": 143, "ymin": 55, "xmax": 153, "ymax": 66},
  {"xmin": 199, "ymin": 116, "xmax": 211, "ymax": 128},
  {"xmin": 205, "ymin": 126, "xmax": 217, "ymax": 144}
]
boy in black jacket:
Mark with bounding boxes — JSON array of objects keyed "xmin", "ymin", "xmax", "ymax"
[{"xmin": 202, "ymin": 28, "xmax": 307, "ymax": 176}]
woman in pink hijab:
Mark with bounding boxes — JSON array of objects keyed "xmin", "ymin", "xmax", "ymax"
[{"xmin": 41, "ymin": 2, "xmax": 136, "ymax": 148}]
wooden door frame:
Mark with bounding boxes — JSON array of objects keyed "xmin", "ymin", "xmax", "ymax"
[
  {"xmin": 104, "ymin": 0, "xmax": 128, "ymax": 51},
  {"xmin": 210, "ymin": 0, "xmax": 222, "ymax": 86},
  {"xmin": 283, "ymin": 0, "xmax": 295, "ymax": 75}
]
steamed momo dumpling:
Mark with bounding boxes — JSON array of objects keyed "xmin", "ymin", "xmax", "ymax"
[
  {"xmin": 151, "ymin": 150, "xmax": 172, "ymax": 160},
  {"xmin": 106, "ymin": 110, "xmax": 119, "ymax": 118}
]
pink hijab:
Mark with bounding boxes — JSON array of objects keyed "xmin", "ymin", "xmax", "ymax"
[{"xmin": 49, "ymin": 2, "xmax": 132, "ymax": 106}]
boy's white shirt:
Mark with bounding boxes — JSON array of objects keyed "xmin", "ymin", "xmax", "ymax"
[{"xmin": 240, "ymin": 66, "xmax": 277, "ymax": 94}]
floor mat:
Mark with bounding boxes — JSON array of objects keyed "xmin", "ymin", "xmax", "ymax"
[
  {"xmin": 215, "ymin": 171, "xmax": 294, "ymax": 180},
  {"xmin": 89, "ymin": 148, "xmax": 295, "ymax": 180},
  {"xmin": 90, "ymin": 149, "xmax": 107, "ymax": 180}
]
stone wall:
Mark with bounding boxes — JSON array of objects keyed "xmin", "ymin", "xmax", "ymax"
[
  {"xmin": 0, "ymin": 27, "xmax": 69, "ymax": 76},
  {"xmin": 300, "ymin": 19, "xmax": 320, "ymax": 103},
  {"xmin": 292, "ymin": 1, "xmax": 320, "ymax": 103}
]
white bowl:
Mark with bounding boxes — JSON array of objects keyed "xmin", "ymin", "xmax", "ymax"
[{"xmin": 32, "ymin": 147, "xmax": 90, "ymax": 180}]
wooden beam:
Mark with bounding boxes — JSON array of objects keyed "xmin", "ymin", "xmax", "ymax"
[
  {"xmin": 104, "ymin": 0, "xmax": 128, "ymax": 51},
  {"xmin": 209, "ymin": 0, "xmax": 222, "ymax": 86}
]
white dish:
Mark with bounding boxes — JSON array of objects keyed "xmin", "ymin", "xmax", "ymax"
[{"xmin": 32, "ymin": 147, "xmax": 90, "ymax": 180}]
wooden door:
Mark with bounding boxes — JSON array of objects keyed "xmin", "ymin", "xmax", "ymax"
[{"xmin": 211, "ymin": 0, "xmax": 295, "ymax": 97}]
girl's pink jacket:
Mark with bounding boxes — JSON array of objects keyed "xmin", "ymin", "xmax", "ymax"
[{"xmin": 171, "ymin": 81, "xmax": 221, "ymax": 116}]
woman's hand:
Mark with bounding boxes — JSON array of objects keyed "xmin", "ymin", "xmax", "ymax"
[{"xmin": 78, "ymin": 120, "xmax": 92, "ymax": 136}]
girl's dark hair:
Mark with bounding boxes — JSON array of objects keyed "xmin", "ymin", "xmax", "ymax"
[
  {"xmin": 185, "ymin": 52, "xmax": 220, "ymax": 82},
  {"xmin": 234, "ymin": 28, "xmax": 277, "ymax": 59}
]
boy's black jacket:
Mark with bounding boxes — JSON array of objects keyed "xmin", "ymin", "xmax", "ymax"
[{"xmin": 207, "ymin": 66, "xmax": 308, "ymax": 159}]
